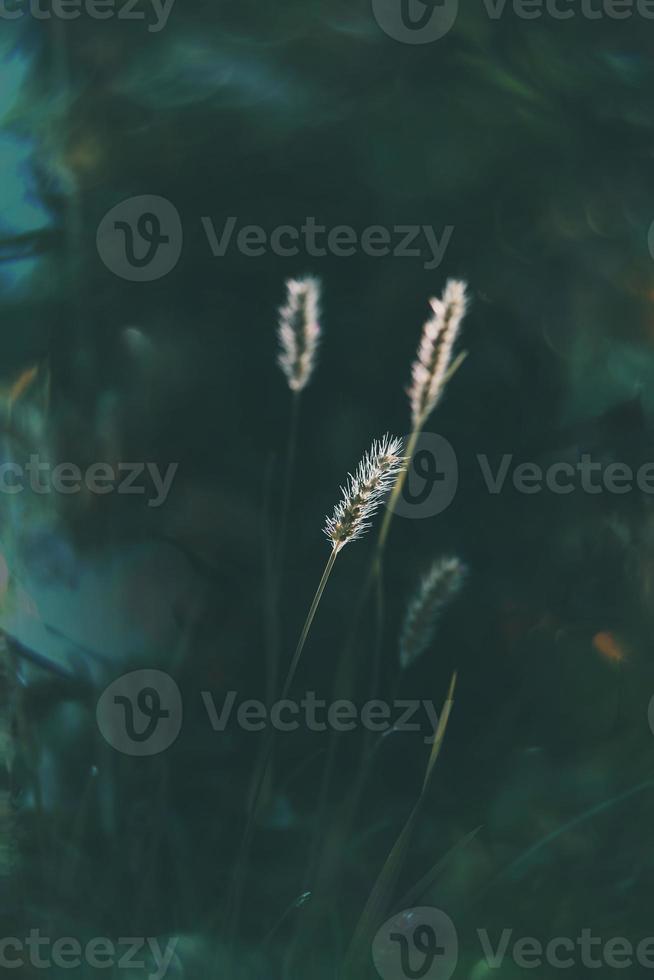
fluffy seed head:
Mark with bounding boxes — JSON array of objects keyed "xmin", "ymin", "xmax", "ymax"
[
  {"xmin": 408, "ymin": 279, "xmax": 468, "ymax": 428},
  {"xmin": 324, "ymin": 435, "xmax": 405, "ymax": 552},
  {"xmin": 400, "ymin": 557, "xmax": 466, "ymax": 669},
  {"xmin": 277, "ymin": 276, "xmax": 321, "ymax": 393}
]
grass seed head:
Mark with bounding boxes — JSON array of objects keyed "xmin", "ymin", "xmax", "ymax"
[
  {"xmin": 324, "ymin": 435, "xmax": 405, "ymax": 552},
  {"xmin": 408, "ymin": 279, "xmax": 468, "ymax": 428},
  {"xmin": 277, "ymin": 276, "xmax": 322, "ymax": 393},
  {"xmin": 400, "ymin": 556, "xmax": 467, "ymax": 669}
]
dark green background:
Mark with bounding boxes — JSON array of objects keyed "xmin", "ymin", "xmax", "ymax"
[{"xmin": 2, "ymin": 2, "xmax": 654, "ymax": 977}]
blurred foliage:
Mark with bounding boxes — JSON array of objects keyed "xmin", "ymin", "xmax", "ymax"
[{"xmin": 1, "ymin": 3, "xmax": 654, "ymax": 977}]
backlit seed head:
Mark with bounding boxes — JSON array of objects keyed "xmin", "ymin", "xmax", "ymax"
[
  {"xmin": 408, "ymin": 279, "xmax": 468, "ymax": 428},
  {"xmin": 324, "ymin": 435, "xmax": 405, "ymax": 552}
]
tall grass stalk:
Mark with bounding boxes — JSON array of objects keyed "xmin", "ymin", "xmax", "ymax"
[
  {"xmin": 276, "ymin": 276, "xmax": 321, "ymax": 578},
  {"xmin": 341, "ymin": 673, "xmax": 457, "ymax": 980},
  {"xmin": 306, "ymin": 285, "xmax": 470, "ymax": 895},
  {"xmin": 229, "ymin": 435, "xmax": 403, "ymax": 949},
  {"xmin": 251, "ymin": 434, "xmax": 404, "ymax": 816},
  {"xmin": 265, "ymin": 278, "xmax": 321, "ymax": 725}
]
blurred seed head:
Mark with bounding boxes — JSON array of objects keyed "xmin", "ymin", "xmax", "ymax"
[
  {"xmin": 277, "ymin": 276, "xmax": 322, "ymax": 393},
  {"xmin": 400, "ymin": 556, "xmax": 467, "ymax": 669},
  {"xmin": 408, "ymin": 279, "xmax": 468, "ymax": 428}
]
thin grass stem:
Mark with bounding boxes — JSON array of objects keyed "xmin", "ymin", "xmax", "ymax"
[
  {"xmin": 280, "ymin": 547, "xmax": 338, "ymax": 702},
  {"xmin": 277, "ymin": 390, "xmax": 300, "ymax": 583},
  {"xmin": 228, "ymin": 547, "xmax": 339, "ymax": 949}
]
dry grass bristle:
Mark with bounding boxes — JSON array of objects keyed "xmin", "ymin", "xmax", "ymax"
[
  {"xmin": 408, "ymin": 279, "xmax": 468, "ymax": 427},
  {"xmin": 324, "ymin": 435, "xmax": 405, "ymax": 552}
]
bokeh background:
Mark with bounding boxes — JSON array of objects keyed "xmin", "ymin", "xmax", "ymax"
[{"xmin": 2, "ymin": 3, "xmax": 654, "ymax": 977}]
